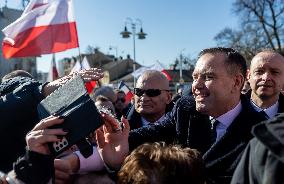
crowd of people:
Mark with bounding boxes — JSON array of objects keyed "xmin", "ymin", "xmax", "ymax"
[{"xmin": 0, "ymin": 47, "xmax": 284, "ymax": 184}]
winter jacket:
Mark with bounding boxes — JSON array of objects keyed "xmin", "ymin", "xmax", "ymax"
[{"xmin": 231, "ymin": 113, "xmax": 284, "ymax": 184}]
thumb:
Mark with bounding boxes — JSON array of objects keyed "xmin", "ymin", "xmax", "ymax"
[{"xmin": 96, "ymin": 128, "xmax": 106, "ymax": 149}]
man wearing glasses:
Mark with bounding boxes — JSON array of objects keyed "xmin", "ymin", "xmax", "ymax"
[
  {"xmin": 127, "ymin": 70, "xmax": 172, "ymax": 129},
  {"xmin": 54, "ymin": 70, "xmax": 172, "ymax": 182}
]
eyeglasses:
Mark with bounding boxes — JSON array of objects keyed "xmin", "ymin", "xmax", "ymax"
[
  {"xmin": 134, "ymin": 88, "xmax": 169, "ymax": 97},
  {"xmin": 116, "ymin": 98, "xmax": 126, "ymax": 103}
]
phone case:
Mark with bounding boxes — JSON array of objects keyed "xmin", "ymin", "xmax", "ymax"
[{"xmin": 37, "ymin": 76, "xmax": 103, "ymax": 157}]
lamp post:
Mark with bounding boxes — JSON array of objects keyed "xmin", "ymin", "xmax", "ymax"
[
  {"xmin": 179, "ymin": 49, "xmax": 185, "ymax": 84},
  {"xmin": 120, "ymin": 18, "xmax": 147, "ymax": 87},
  {"xmin": 109, "ymin": 46, "xmax": 118, "ymax": 58}
]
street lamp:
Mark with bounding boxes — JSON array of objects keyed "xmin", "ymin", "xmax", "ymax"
[{"xmin": 120, "ymin": 18, "xmax": 147, "ymax": 87}]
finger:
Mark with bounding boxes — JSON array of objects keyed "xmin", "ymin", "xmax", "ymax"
[
  {"xmin": 95, "ymin": 129, "xmax": 106, "ymax": 148},
  {"xmin": 101, "ymin": 113, "xmax": 120, "ymax": 132},
  {"xmin": 79, "ymin": 68, "xmax": 102, "ymax": 74},
  {"xmin": 54, "ymin": 159, "xmax": 71, "ymax": 172},
  {"xmin": 33, "ymin": 116, "xmax": 64, "ymax": 131},
  {"xmin": 32, "ymin": 116, "xmax": 55, "ymax": 130},
  {"xmin": 30, "ymin": 134, "xmax": 61, "ymax": 145},
  {"xmin": 30, "ymin": 129, "xmax": 67, "ymax": 137},
  {"xmin": 121, "ymin": 116, "xmax": 130, "ymax": 134},
  {"xmin": 55, "ymin": 169, "xmax": 70, "ymax": 181},
  {"xmin": 79, "ymin": 69, "xmax": 104, "ymax": 82}
]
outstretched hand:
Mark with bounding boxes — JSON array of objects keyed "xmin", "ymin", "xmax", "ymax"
[
  {"xmin": 26, "ymin": 116, "xmax": 67, "ymax": 155},
  {"xmin": 43, "ymin": 68, "xmax": 104, "ymax": 96},
  {"xmin": 96, "ymin": 114, "xmax": 130, "ymax": 169}
]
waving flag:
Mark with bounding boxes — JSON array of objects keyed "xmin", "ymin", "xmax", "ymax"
[
  {"xmin": 131, "ymin": 61, "xmax": 172, "ymax": 81},
  {"xmin": 118, "ymin": 81, "xmax": 133, "ymax": 103},
  {"xmin": 2, "ymin": 0, "xmax": 79, "ymax": 59},
  {"xmin": 70, "ymin": 57, "xmax": 96, "ymax": 94},
  {"xmin": 151, "ymin": 61, "xmax": 172, "ymax": 81}
]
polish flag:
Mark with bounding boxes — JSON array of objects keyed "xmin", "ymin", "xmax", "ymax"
[
  {"xmin": 70, "ymin": 57, "xmax": 96, "ymax": 94},
  {"xmin": 2, "ymin": 0, "xmax": 79, "ymax": 59},
  {"xmin": 131, "ymin": 61, "xmax": 172, "ymax": 81},
  {"xmin": 118, "ymin": 81, "xmax": 133, "ymax": 103},
  {"xmin": 150, "ymin": 61, "xmax": 172, "ymax": 81}
]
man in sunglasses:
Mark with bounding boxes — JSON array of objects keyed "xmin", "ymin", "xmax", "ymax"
[
  {"xmin": 126, "ymin": 70, "xmax": 172, "ymax": 129},
  {"xmin": 95, "ymin": 47, "xmax": 266, "ymax": 184}
]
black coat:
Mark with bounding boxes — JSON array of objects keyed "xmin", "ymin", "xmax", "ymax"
[
  {"xmin": 129, "ymin": 94, "xmax": 265, "ymax": 184},
  {"xmin": 245, "ymin": 90, "xmax": 284, "ymax": 114},
  {"xmin": 0, "ymin": 77, "xmax": 44, "ymax": 172},
  {"xmin": 231, "ymin": 113, "xmax": 284, "ymax": 184},
  {"xmin": 127, "ymin": 101, "xmax": 175, "ymax": 130},
  {"xmin": 277, "ymin": 93, "xmax": 284, "ymax": 113}
]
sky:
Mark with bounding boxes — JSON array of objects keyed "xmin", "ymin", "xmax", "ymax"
[{"xmin": 3, "ymin": 0, "xmax": 239, "ymax": 72}]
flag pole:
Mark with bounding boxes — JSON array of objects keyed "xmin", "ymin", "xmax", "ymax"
[{"xmin": 78, "ymin": 47, "xmax": 83, "ymax": 70}]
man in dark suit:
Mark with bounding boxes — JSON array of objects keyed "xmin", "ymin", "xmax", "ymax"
[
  {"xmin": 247, "ymin": 50, "xmax": 284, "ymax": 117},
  {"xmin": 231, "ymin": 50, "xmax": 284, "ymax": 184},
  {"xmin": 61, "ymin": 48, "xmax": 264, "ymax": 184}
]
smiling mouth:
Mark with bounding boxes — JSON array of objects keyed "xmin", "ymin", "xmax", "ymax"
[
  {"xmin": 258, "ymin": 85, "xmax": 273, "ymax": 88},
  {"xmin": 195, "ymin": 94, "xmax": 208, "ymax": 101}
]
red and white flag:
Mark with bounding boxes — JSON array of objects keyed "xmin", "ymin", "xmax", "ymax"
[
  {"xmin": 151, "ymin": 61, "xmax": 172, "ymax": 81},
  {"xmin": 2, "ymin": 0, "xmax": 79, "ymax": 59},
  {"xmin": 118, "ymin": 81, "xmax": 133, "ymax": 103},
  {"xmin": 47, "ymin": 54, "xmax": 59, "ymax": 82},
  {"xmin": 131, "ymin": 61, "xmax": 172, "ymax": 81},
  {"xmin": 70, "ymin": 57, "xmax": 96, "ymax": 94}
]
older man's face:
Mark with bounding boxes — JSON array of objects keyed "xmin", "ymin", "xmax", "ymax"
[
  {"xmin": 134, "ymin": 76, "xmax": 171, "ymax": 118},
  {"xmin": 249, "ymin": 53, "xmax": 284, "ymax": 100}
]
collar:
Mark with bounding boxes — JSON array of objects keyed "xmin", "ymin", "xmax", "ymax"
[
  {"xmin": 250, "ymin": 100, "xmax": 279, "ymax": 118},
  {"xmin": 141, "ymin": 115, "xmax": 166, "ymax": 127},
  {"xmin": 212, "ymin": 101, "xmax": 242, "ymax": 129}
]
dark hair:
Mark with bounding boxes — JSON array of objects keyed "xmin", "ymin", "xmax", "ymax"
[
  {"xmin": 95, "ymin": 95, "xmax": 111, "ymax": 102},
  {"xmin": 114, "ymin": 89, "xmax": 126, "ymax": 95},
  {"xmin": 117, "ymin": 142, "xmax": 205, "ymax": 184},
  {"xmin": 198, "ymin": 47, "xmax": 247, "ymax": 78}
]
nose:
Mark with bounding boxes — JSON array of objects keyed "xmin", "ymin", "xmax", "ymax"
[
  {"xmin": 192, "ymin": 77, "xmax": 204, "ymax": 90},
  {"xmin": 262, "ymin": 72, "xmax": 272, "ymax": 81}
]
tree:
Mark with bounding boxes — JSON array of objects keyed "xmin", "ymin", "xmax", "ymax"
[
  {"xmin": 215, "ymin": 0, "xmax": 284, "ymax": 60},
  {"xmin": 170, "ymin": 53, "xmax": 196, "ymax": 70},
  {"xmin": 85, "ymin": 45, "xmax": 97, "ymax": 54}
]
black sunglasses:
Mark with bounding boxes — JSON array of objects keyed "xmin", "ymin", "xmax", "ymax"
[{"xmin": 134, "ymin": 88, "xmax": 169, "ymax": 97}]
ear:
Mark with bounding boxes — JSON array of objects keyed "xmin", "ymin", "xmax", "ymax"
[
  {"xmin": 233, "ymin": 73, "xmax": 245, "ymax": 92},
  {"xmin": 246, "ymin": 69, "xmax": 251, "ymax": 80},
  {"xmin": 165, "ymin": 91, "xmax": 172, "ymax": 105}
]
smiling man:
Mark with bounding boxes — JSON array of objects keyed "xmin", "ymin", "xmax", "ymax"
[
  {"xmin": 248, "ymin": 50, "xmax": 284, "ymax": 117},
  {"xmin": 96, "ymin": 47, "xmax": 266, "ymax": 184}
]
